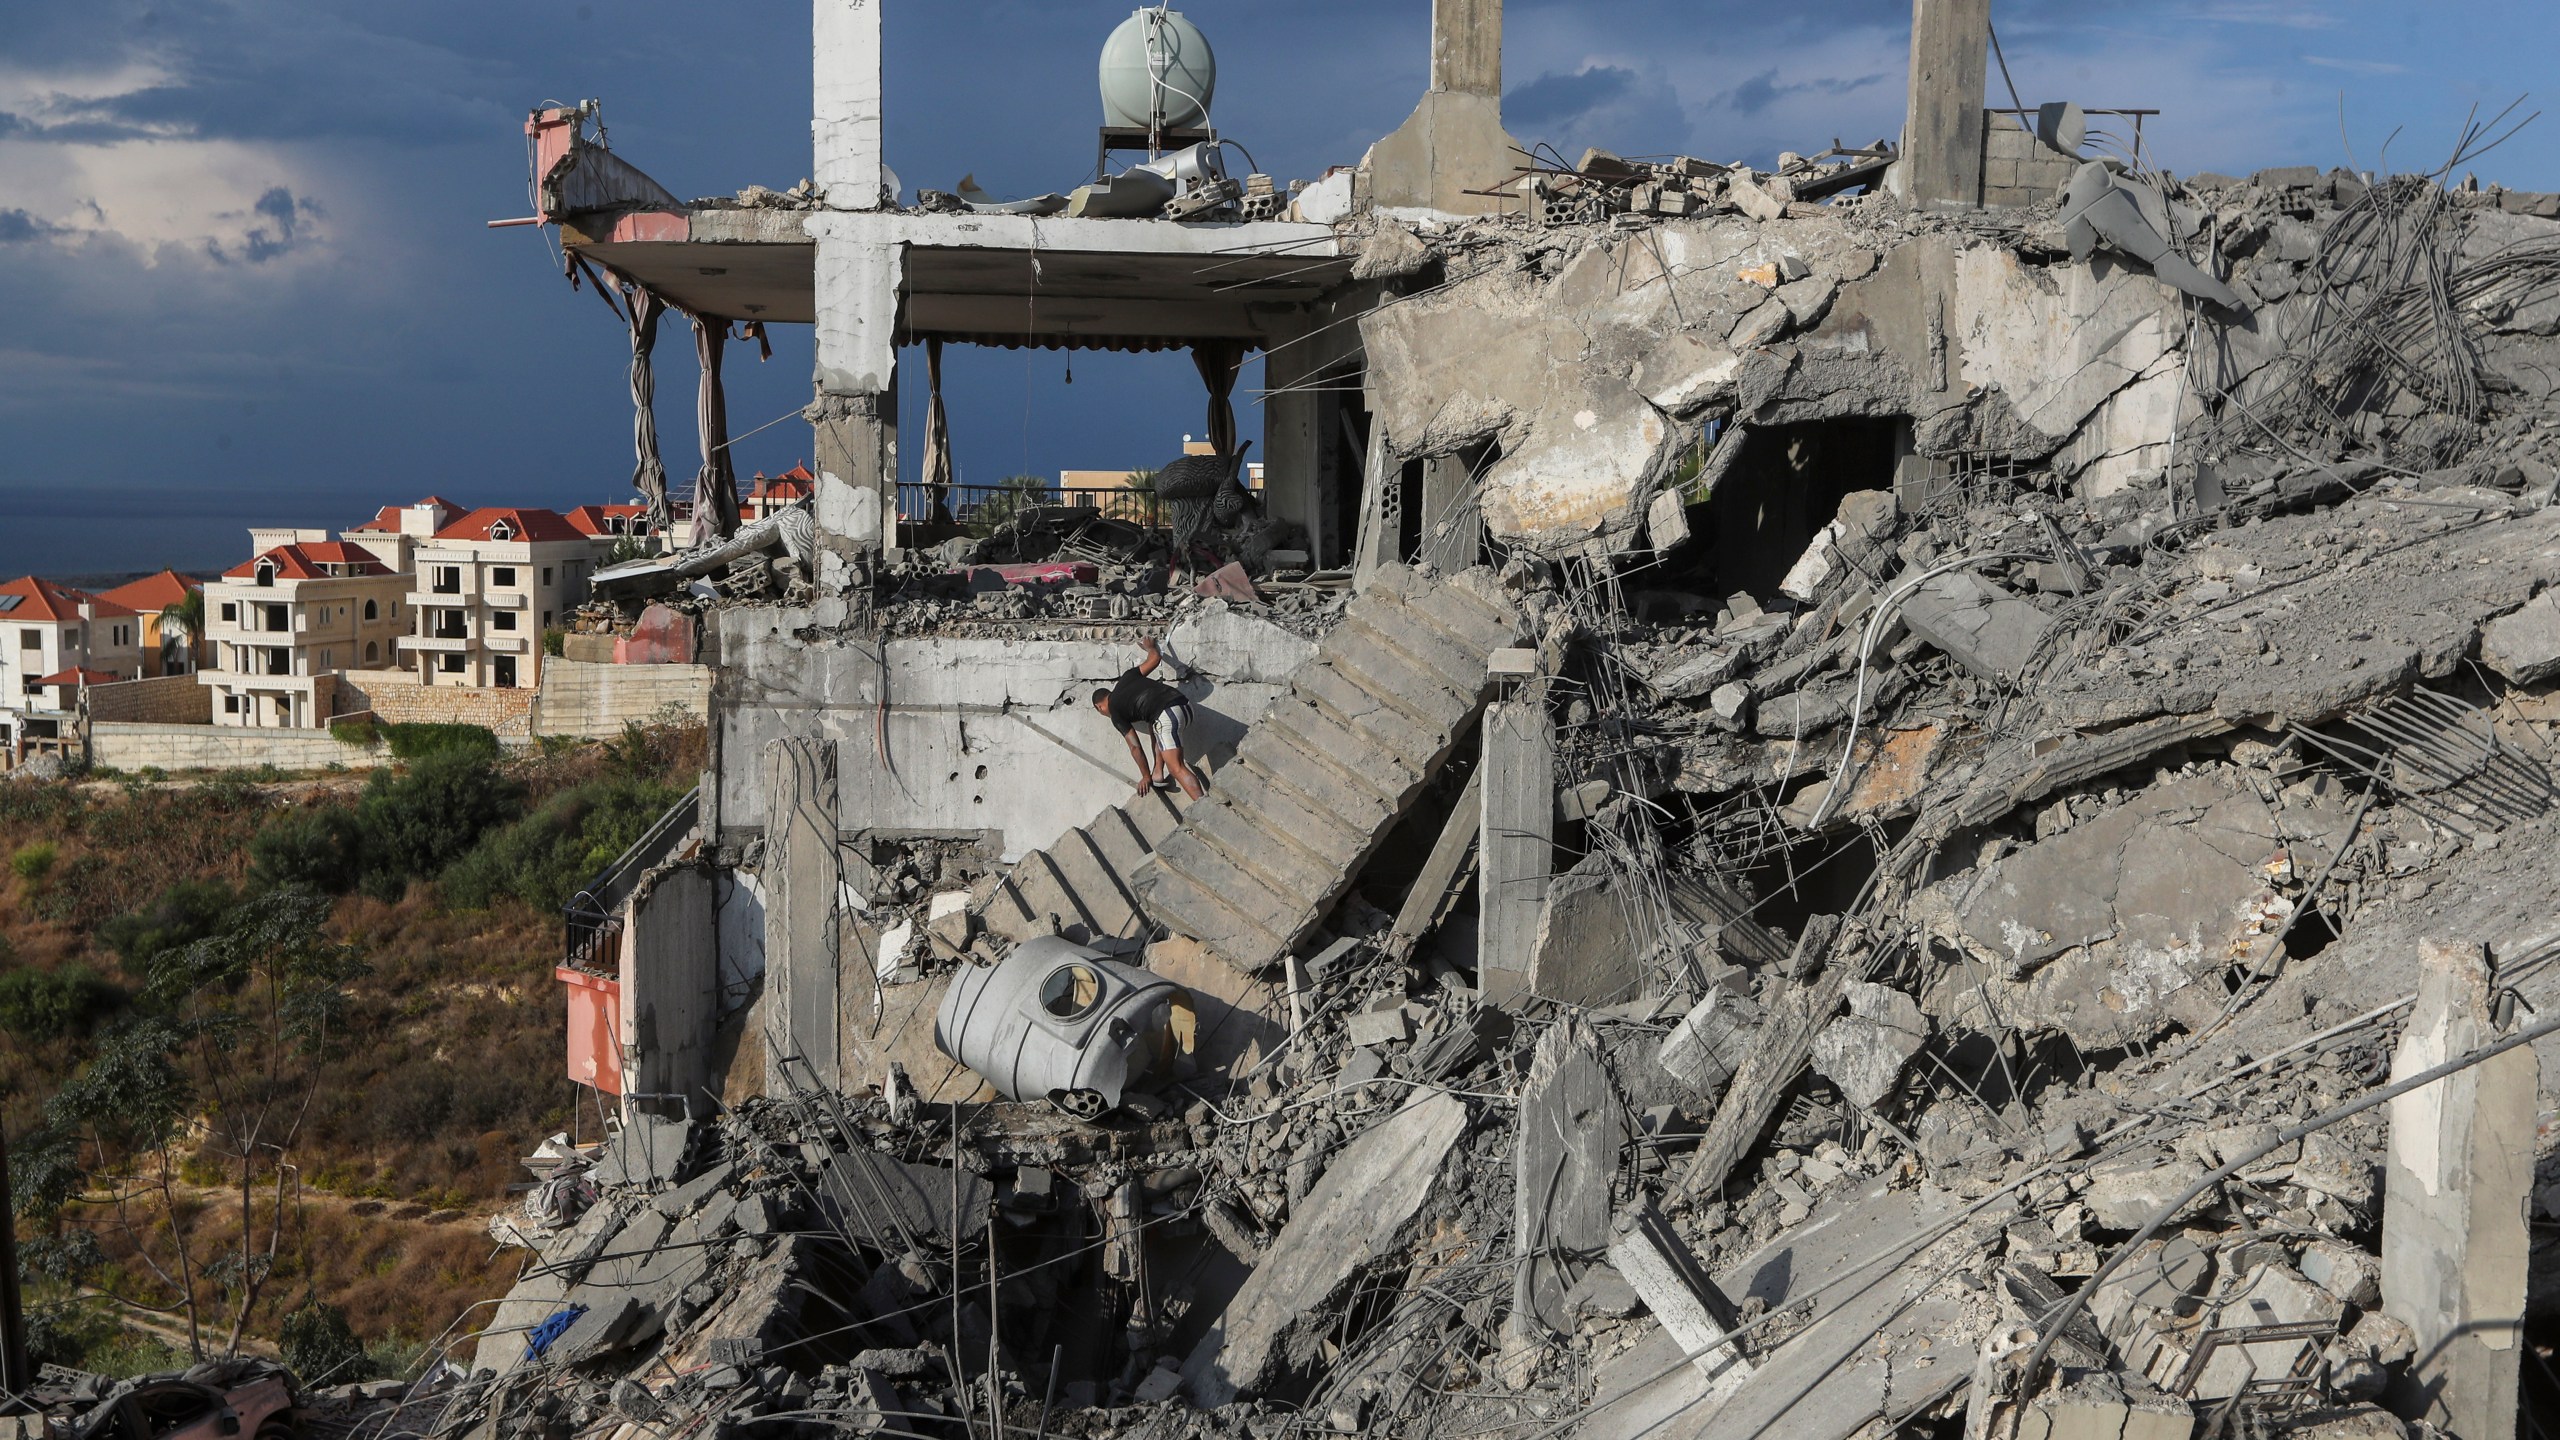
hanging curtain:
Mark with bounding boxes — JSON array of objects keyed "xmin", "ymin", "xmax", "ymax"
[
  {"xmin": 1192, "ymin": 341, "xmax": 1245, "ymax": 460},
  {"xmin": 691, "ymin": 310, "xmax": 740, "ymax": 540},
  {"xmin": 921, "ymin": 338, "xmax": 955, "ymax": 524},
  {"xmin": 625, "ymin": 285, "xmax": 670, "ymax": 534}
]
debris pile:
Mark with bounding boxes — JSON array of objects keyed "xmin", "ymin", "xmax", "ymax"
[{"xmin": 463, "ymin": 142, "xmax": 2560, "ymax": 1440}]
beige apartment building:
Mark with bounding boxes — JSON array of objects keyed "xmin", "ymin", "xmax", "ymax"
[
  {"xmin": 403, "ymin": 508, "xmax": 612, "ymax": 689},
  {"xmin": 200, "ymin": 540, "xmax": 414, "ymax": 728}
]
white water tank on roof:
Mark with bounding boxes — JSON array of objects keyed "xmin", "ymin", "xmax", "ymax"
[{"xmin": 1099, "ymin": 7, "xmax": 1217, "ymax": 133}]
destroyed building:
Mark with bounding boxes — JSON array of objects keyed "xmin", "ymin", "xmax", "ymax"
[{"xmin": 401, "ymin": 2, "xmax": 2560, "ymax": 1437}]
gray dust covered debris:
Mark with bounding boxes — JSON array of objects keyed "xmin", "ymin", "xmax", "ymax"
[{"xmin": 421, "ymin": 72, "xmax": 2560, "ymax": 1440}]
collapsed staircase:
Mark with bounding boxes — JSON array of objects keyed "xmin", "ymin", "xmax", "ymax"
[
  {"xmin": 978, "ymin": 786, "xmax": 1195, "ymax": 946},
  {"xmin": 1133, "ymin": 563, "xmax": 1523, "ymax": 972}
]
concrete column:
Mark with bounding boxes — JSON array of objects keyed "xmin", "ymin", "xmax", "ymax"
[
  {"xmin": 622, "ymin": 867, "xmax": 715, "ymax": 1120},
  {"xmin": 1430, "ymin": 0, "xmax": 1502, "ymax": 97},
  {"xmin": 1897, "ymin": 0, "xmax": 1989, "ymax": 210},
  {"xmin": 761, "ymin": 737, "xmax": 841, "ymax": 1094},
  {"xmin": 813, "ymin": 0, "xmax": 886, "ymax": 209},
  {"xmin": 810, "ymin": 227, "xmax": 903, "ymax": 622},
  {"xmin": 1260, "ymin": 320, "xmax": 1325, "ymax": 550},
  {"xmin": 1367, "ymin": 0, "xmax": 1522, "ymax": 217},
  {"xmin": 2382, "ymin": 938, "xmax": 2534, "ymax": 1440},
  {"xmin": 1478, "ymin": 695, "xmax": 1552, "ymax": 1002}
]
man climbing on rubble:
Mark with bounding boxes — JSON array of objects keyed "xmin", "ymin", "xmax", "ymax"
[{"xmin": 1094, "ymin": 635, "xmax": 1207, "ymax": 800}]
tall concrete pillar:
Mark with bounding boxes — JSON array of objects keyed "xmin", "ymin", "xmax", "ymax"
[
  {"xmin": 762, "ymin": 737, "xmax": 841, "ymax": 1094},
  {"xmin": 1478, "ymin": 696, "xmax": 1553, "ymax": 1002},
  {"xmin": 809, "ymin": 229, "xmax": 902, "ymax": 622},
  {"xmin": 1429, "ymin": 0, "xmax": 1503, "ymax": 96},
  {"xmin": 1368, "ymin": 0, "xmax": 1522, "ymax": 217},
  {"xmin": 1896, "ymin": 0, "xmax": 1990, "ymax": 210},
  {"xmin": 2382, "ymin": 939, "xmax": 2534, "ymax": 1440},
  {"xmin": 813, "ymin": 0, "xmax": 886, "ymax": 209}
]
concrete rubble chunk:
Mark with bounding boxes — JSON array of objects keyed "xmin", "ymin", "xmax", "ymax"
[
  {"xmin": 2479, "ymin": 589, "xmax": 2560, "ymax": 683},
  {"xmin": 1807, "ymin": 980, "xmax": 1927, "ymax": 1109},
  {"xmin": 1182, "ymin": 1091, "xmax": 1470, "ymax": 1405},
  {"xmin": 1658, "ymin": 987, "xmax": 1764, "ymax": 1099},
  {"xmin": 2083, "ymin": 1149, "xmax": 2221, "ymax": 1231},
  {"xmin": 1897, "ymin": 570, "xmax": 2054, "ymax": 684},
  {"xmin": 1513, "ymin": 1018, "xmax": 1621, "ymax": 1337},
  {"xmin": 1606, "ymin": 1201, "xmax": 1753, "ymax": 1395}
]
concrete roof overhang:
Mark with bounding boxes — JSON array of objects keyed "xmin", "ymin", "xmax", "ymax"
[{"xmin": 562, "ymin": 206, "xmax": 1352, "ymax": 349}]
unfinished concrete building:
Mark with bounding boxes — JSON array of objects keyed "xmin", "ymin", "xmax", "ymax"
[{"xmin": 444, "ymin": 3, "xmax": 2560, "ymax": 1438}]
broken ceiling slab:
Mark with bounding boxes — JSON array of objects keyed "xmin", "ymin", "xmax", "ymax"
[
  {"xmin": 1181, "ymin": 1090, "xmax": 1470, "ymax": 1405},
  {"xmin": 1916, "ymin": 771, "xmax": 2356, "ymax": 1049}
]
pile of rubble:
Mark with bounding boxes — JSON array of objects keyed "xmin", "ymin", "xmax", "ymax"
[{"xmin": 413, "ymin": 135, "xmax": 2560, "ymax": 1440}]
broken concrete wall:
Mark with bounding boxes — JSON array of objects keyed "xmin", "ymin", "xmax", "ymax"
[
  {"xmin": 714, "ymin": 606, "xmax": 1315, "ymax": 858},
  {"xmin": 1358, "ymin": 202, "xmax": 2245, "ymax": 557}
]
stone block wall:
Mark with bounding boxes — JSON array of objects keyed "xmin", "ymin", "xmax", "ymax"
[
  {"xmin": 1981, "ymin": 112, "xmax": 2081, "ymax": 208},
  {"xmin": 535, "ymin": 659, "xmax": 713, "ymax": 739},
  {"xmin": 92, "ymin": 722, "xmax": 379, "ymax": 773},
  {"xmin": 87, "ymin": 674, "xmax": 211, "ymax": 724},
  {"xmin": 341, "ymin": 672, "xmax": 537, "ymax": 733}
]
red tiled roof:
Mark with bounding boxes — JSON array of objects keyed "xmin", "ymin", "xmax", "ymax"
[
  {"xmin": 97, "ymin": 569, "xmax": 199, "ymax": 612},
  {"xmin": 431, "ymin": 506, "xmax": 586, "ymax": 544},
  {"xmin": 30, "ymin": 667, "xmax": 124, "ymax": 687},
  {"xmin": 0, "ymin": 576, "xmax": 135, "ymax": 622},
  {"xmin": 224, "ymin": 543, "xmax": 396, "ymax": 580},
  {"xmin": 564, "ymin": 504, "xmax": 651, "ymax": 537}
]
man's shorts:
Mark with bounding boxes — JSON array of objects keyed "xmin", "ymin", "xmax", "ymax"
[{"xmin": 1150, "ymin": 703, "xmax": 1193, "ymax": 756}]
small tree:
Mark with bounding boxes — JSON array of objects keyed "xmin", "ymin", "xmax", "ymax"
[
  {"xmin": 966, "ymin": 473, "xmax": 1055, "ymax": 538},
  {"xmin": 159, "ymin": 590, "xmax": 206, "ymax": 669},
  {"xmin": 1119, "ymin": 468, "xmax": 1161, "ymax": 528},
  {"xmin": 23, "ymin": 887, "xmax": 367, "ymax": 1356}
]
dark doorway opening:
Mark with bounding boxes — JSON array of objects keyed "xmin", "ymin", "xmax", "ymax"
[{"xmin": 1699, "ymin": 417, "xmax": 1907, "ymax": 600}]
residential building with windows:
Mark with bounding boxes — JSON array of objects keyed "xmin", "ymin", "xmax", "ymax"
[
  {"xmin": 200, "ymin": 542, "xmax": 413, "ymax": 728},
  {"xmin": 403, "ymin": 508, "xmax": 611, "ymax": 690},
  {"xmin": 97, "ymin": 570, "xmax": 207, "ymax": 677},
  {"xmin": 0, "ymin": 576, "xmax": 143, "ymax": 765}
]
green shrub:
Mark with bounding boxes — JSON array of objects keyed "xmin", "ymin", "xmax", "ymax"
[
  {"xmin": 442, "ymin": 777, "xmax": 682, "ymax": 912},
  {"xmin": 25, "ymin": 855, "xmax": 110, "ymax": 926},
  {"xmin": 380, "ymin": 722, "xmax": 498, "ymax": 763},
  {"xmin": 357, "ymin": 752, "xmax": 522, "ymax": 900},
  {"xmin": 280, "ymin": 1301, "xmax": 371, "ymax": 1385},
  {"xmin": 10, "ymin": 842, "xmax": 58, "ymax": 884},
  {"xmin": 0, "ymin": 965, "xmax": 125, "ymax": 1041},
  {"xmin": 251, "ymin": 807, "xmax": 366, "ymax": 895},
  {"xmin": 329, "ymin": 717, "xmax": 380, "ymax": 749},
  {"xmin": 97, "ymin": 880, "xmax": 237, "ymax": 968},
  {"xmin": 541, "ymin": 628, "xmax": 565, "ymax": 657}
]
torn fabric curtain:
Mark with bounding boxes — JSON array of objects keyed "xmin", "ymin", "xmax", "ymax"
[
  {"xmin": 921, "ymin": 339, "xmax": 955, "ymax": 525},
  {"xmin": 1193, "ymin": 341, "xmax": 1245, "ymax": 458},
  {"xmin": 690, "ymin": 309, "xmax": 740, "ymax": 541},
  {"xmin": 626, "ymin": 285, "xmax": 670, "ymax": 532}
]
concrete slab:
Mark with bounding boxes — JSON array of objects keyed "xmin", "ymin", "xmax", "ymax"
[{"xmin": 1182, "ymin": 1091, "xmax": 1469, "ymax": 1404}]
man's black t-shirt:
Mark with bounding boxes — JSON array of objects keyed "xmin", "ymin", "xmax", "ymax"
[{"xmin": 1108, "ymin": 668, "xmax": 1184, "ymax": 734}]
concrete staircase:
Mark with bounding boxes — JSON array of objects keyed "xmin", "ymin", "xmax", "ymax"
[
  {"xmin": 979, "ymin": 787, "xmax": 1195, "ymax": 946},
  {"xmin": 1134, "ymin": 564, "xmax": 1522, "ymax": 973}
]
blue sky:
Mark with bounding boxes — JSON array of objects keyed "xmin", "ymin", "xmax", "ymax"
[{"xmin": 0, "ymin": 0, "xmax": 2553, "ymax": 577}]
